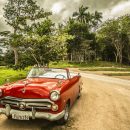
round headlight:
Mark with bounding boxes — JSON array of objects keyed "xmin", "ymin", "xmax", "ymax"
[
  {"xmin": 50, "ymin": 90, "xmax": 60, "ymax": 101},
  {"xmin": 0, "ymin": 89, "xmax": 2, "ymax": 97}
]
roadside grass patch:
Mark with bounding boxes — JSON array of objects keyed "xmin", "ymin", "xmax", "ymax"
[
  {"xmin": 50, "ymin": 61, "xmax": 130, "ymax": 69},
  {"xmin": 0, "ymin": 67, "xmax": 27, "ymax": 85},
  {"xmin": 79, "ymin": 67, "xmax": 130, "ymax": 71},
  {"xmin": 0, "ymin": 61, "xmax": 130, "ymax": 85},
  {"xmin": 103, "ymin": 73, "xmax": 130, "ymax": 76}
]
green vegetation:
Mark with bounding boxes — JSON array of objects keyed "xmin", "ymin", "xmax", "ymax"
[
  {"xmin": 0, "ymin": 0, "xmax": 73, "ymax": 68},
  {"xmin": 80, "ymin": 67, "xmax": 130, "ymax": 71},
  {"xmin": 0, "ymin": 1, "xmax": 103, "ymax": 68},
  {"xmin": 97, "ymin": 15, "xmax": 130, "ymax": 64},
  {"xmin": 0, "ymin": 60, "xmax": 130, "ymax": 86},
  {"xmin": 104, "ymin": 73, "xmax": 130, "ymax": 76},
  {"xmin": 0, "ymin": 67, "xmax": 28, "ymax": 85},
  {"xmin": 50, "ymin": 61, "xmax": 130, "ymax": 68},
  {"xmin": 0, "ymin": 1, "xmax": 130, "ymax": 70},
  {"xmin": 50, "ymin": 61, "xmax": 130, "ymax": 73}
]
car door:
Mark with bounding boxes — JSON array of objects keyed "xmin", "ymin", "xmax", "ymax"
[{"xmin": 68, "ymin": 74, "xmax": 80, "ymax": 104}]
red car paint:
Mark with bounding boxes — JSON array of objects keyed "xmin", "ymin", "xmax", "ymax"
[{"xmin": 0, "ymin": 68, "xmax": 82, "ymax": 115}]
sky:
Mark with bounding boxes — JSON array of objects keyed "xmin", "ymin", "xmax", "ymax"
[{"xmin": 0, "ymin": 0, "xmax": 130, "ymax": 31}]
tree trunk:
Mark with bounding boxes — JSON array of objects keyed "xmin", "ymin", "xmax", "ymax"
[
  {"xmin": 119, "ymin": 52, "xmax": 122, "ymax": 64},
  {"xmin": 12, "ymin": 47, "xmax": 19, "ymax": 65},
  {"xmin": 118, "ymin": 43, "xmax": 123, "ymax": 64},
  {"xmin": 116, "ymin": 56, "xmax": 118, "ymax": 63},
  {"xmin": 71, "ymin": 53, "xmax": 73, "ymax": 62},
  {"xmin": 31, "ymin": 52, "xmax": 40, "ymax": 65},
  {"xmin": 128, "ymin": 51, "xmax": 130, "ymax": 64},
  {"xmin": 114, "ymin": 52, "xmax": 118, "ymax": 63}
]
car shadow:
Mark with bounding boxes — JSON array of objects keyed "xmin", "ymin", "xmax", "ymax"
[
  {"xmin": 41, "ymin": 93, "xmax": 86, "ymax": 130},
  {"xmin": 0, "ymin": 115, "xmax": 77, "ymax": 130},
  {"xmin": 0, "ymin": 115, "xmax": 48, "ymax": 130},
  {"xmin": 41, "ymin": 117, "xmax": 78, "ymax": 130}
]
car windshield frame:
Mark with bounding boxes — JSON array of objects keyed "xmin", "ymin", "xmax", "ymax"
[{"xmin": 27, "ymin": 67, "xmax": 69, "ymax": 79}]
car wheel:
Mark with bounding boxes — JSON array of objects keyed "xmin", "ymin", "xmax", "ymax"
[
  {"xmin": 77, "ymin": 86, "xmax": 81, "ymax": 99},
  {"xmin": 57, "ymin": 103, "xmax": 70, "ymax": 125},
  {"xmin": 7, "ymin": 116, "xmax": 12, "ymax": 119}
]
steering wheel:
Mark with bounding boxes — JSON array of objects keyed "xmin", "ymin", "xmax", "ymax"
[{"xmin": 55, "ymin": 74, "xmax": 66, "ymax": 79}]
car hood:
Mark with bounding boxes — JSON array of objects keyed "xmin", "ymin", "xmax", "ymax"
[{"xmin": 3, "ymin": 78, "xmax": 64, "ymax": 99}]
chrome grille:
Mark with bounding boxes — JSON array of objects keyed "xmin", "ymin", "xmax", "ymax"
[{"xmin": 0, "ymin": 96, "xmax": 53, "ymax": 110}]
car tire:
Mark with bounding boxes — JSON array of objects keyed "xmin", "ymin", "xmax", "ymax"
[
  {"xmin": 57, "ymin": 103, "xmax": 70, "ymax": 125},
  {"xmin": 77, "ymin": 86, "xmax": 81, "ymax": 99},
  {"xmin": 7, "ymin": 116, "xmax": 12, "ymax": 119}
]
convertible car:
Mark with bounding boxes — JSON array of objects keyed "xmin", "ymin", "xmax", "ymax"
[{"xmin": 0, "ymin": 67, "xmax": 82, "ymax": 124}]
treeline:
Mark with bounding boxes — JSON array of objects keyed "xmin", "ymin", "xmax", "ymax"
[
  {"xmin": 97, "ymin": 16, "xmax": 130, "ymax": 64},
  {"xmin": 0, "ymin": 0, "xmax": 130, "ymax": 69}
]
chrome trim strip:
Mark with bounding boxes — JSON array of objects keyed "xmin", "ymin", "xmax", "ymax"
[
  {"xmin": 0, "ymin": 96, "xmax": 53, "ymax": 110},
  {"xmin": 26, "ymin": 103, "xmax": 51, "ymax": 109},
  {"xmin": 26, "ymin": 103, "xmax": 51, "ymax": 107},
  {"xmin": 1, "ymin": 100, "xmax": 18, "ymax": 105},
  {"xmin": 1, "ymin": 101, "xmax": 51, "ymax": 109},
  {"xmin": 0, "ymin": 108, "xmax": 65, "ymax": 121},
  {"xmin": 2, "ymin": 96, "xmax": 54, "ymax": 104}
]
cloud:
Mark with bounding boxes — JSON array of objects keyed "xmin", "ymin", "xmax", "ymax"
[
  {"xmin": 102, "ymin": 1, "xmax": 130, "ymax": 20},
  {"xmin": 73, "ymin": 0, "xmax": 80, "ymax": 3},
  {"xmin": 62, "ymin": 10, "xmax": 70, "ymax": 20},
  {"xmin": 49, "ymin": 0, "xmax": 82, "ymax": 22},
  {"xmin": 0, "ymin": 0, "xmax": 130, "ymax": 30},
  {"xmin": 40, "ymin": 0, "xmax": 130, "ymax": 22},
  {"xmin": 111, "ymin": 1, "xmax": 130, "ymax": 16},
  {"xmin": 0, "ymin": 0, "xmax": 7, "ymax": 31},
  {"xmin": 51, "ymin": 2, "xmax": 66, "ymax": 14}
]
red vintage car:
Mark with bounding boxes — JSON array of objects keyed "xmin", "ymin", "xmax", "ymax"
[{"xmin": 0, "ymin": 67, "xmax": 82, "ymax": 124}]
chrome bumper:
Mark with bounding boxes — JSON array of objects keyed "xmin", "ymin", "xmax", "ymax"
[{"xmin": 0, "ymin": 105, "xmax": 65, "ymax": 121}]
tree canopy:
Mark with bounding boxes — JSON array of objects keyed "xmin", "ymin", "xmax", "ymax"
[
  {"xmin": 97, "ymin": 15, "xmax": 130, "ymax": 64},
  {"xmin": 0, "ymin": 2, "xmax": 130, "ymax": 68}
]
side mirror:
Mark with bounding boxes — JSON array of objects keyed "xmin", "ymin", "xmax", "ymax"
[
  {"xmin": 57, "ymin": 80, "xmax": 62, "ymax": 88},
  {"xmin": 78, "ymin": 73, "xmax": 81, "ymax": 76}
]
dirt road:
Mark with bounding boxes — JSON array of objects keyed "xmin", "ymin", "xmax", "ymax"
[{"xmin": 0, "ymin": 73, "xmax": 130, "ymax": 130}]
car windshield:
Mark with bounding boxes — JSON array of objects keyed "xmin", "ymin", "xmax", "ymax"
[{"xmin": 27, "ymin": 67, "xmax": 68, "ymax": 79}]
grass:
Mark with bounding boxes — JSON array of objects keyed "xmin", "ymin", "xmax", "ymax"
[
  {"xmin": 50, "ymin": 61, "xmax": 130, "ymax": 71},
  {"xmin": 49, "ymin": 61, "xmax": 86, "ymax": 68},
  {"xmin": 104, "ymin": 73, "xmax": 130, "ymax": 76},
  {"xmin": 49, "ymin": 61, "xmax": 130, "ymax": 68},
  {"xmin": 79, "ymin": 67, "xmax": 130, "ymax": 71},
  {"xmin": 0, "ymin": 67, "xmax": 28, "ymax": 85},
  {"xmin": 0, "ymin": 61, "xmax": 129, "ymax": 85}
]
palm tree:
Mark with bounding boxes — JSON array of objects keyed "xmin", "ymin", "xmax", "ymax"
[
  {"xmin": 73, "ymin": 5, "xmax": 89, "ymax": 24},
  {"xmin": 92, "ymin": 11, "xmax": 102, "ymax": 26},
  {"xmin": 95, "ymin": 11, "xmax": 102, "ymax": 21}
]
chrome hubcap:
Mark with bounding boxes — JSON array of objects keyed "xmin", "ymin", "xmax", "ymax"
[{"xmin": 64, "ymin": 105, "xmax": 69, "ymax": 121}]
